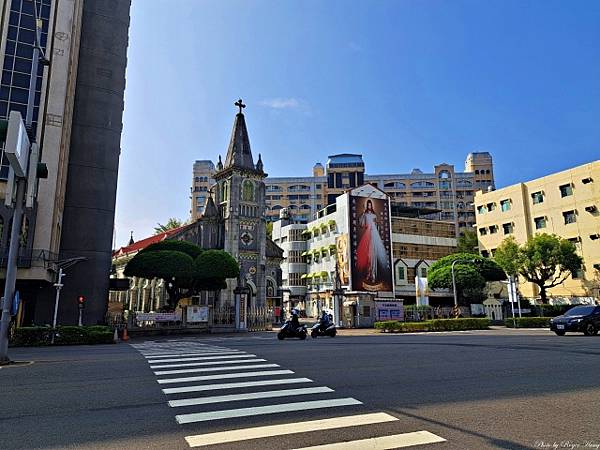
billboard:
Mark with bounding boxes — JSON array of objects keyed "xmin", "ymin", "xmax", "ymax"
[
  {"xmin": 335, "ymin": 234, "xmax": 350, "ymax": 286},
  {"xmin": 348, "ymin": 186, "xmax": 393, "ymax": 292}
]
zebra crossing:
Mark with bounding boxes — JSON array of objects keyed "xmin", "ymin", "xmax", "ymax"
[{"xmin": 131, "ymin": 339, "xmax": 447, "ymax": 449}]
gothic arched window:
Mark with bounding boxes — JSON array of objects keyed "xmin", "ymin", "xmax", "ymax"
[{"xmin": 243, "ymin": 180, "xmax": 255, "ymax": 202}]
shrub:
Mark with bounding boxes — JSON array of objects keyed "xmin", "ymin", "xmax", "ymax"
[
  {"xmin": 505, "ymin": 317, "xmax": 551, "ymax": 328},
  {"xmin": 374, "ymin": 318, "xmax": 490, "ymax": 333},
  {"xmin": 11, "ymin": 327, "xmax": 53, "ymax": 346},
  {"xmin": 10, "ymin": 325, "xmax": 114, "ymax": 346}
]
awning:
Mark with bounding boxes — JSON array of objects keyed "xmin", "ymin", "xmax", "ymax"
[
  {"xmin": 301, "ymin": 229, "xmax": 311, "ymax": 235},
  {"xmin": 320, "ymin": 247, "xmax": 328, "ymax": 254},
  {"xmin": 320, "ymin": 223, "xmax": 328, "ymax": 230},
  {"xmin": 301, "ymin": 251, "xmax": 309, "ymax": 256},
  {"xmin": 300, "ymin": 274, "xmax": 308, "ymax": 279},
  {"xmin": 319, "ymin": 271, "xmax": 329, "ymax": 278},
  {"xmin": 328, "ymin": 219, "xmax": 336, "ymax": 227}
]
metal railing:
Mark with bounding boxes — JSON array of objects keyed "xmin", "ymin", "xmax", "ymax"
[{"xmin": 0, "ymin": 248, "xmax": 59, "ymax": 269}]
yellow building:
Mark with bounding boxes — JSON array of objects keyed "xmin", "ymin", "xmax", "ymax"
[{"xmin": 474, "ymin": 160, "xmax": 600, "ymax": 302}]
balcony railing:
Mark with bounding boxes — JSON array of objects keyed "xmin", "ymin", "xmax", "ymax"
[{"xmin": 0, "ymin": 248, "xmax": 59, "ymax": 269}]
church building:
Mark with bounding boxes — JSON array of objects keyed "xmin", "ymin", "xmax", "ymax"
[{"xmin": 111, "ymin": 101, "xmax": 283, "ymax": 328}]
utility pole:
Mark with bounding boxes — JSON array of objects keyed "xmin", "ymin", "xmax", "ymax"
[{"xmin": 0, "ymin": 9, "xmax": 49, "ymax": 364}]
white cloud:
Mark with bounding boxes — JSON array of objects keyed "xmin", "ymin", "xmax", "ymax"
[{"xmin": 260, "ymin": 97, "xmax": 310, "ymax": 114}]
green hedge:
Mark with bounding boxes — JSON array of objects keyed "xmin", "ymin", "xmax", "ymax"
[
  {"xmin": 11, "ymin": 325, "xmax": 114, "ymax": 347},
  {"xmin": 504, "ymin": 317, "xmax": 551, "ymax": 328},
  {"xmin": 374, "ymin": 318, "xmax": 490, "ymax": 333}
]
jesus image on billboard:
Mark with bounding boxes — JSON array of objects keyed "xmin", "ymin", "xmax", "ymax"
[{"xmin": 349, "ymin": 192, "xmax": 393, "ymax": 292}]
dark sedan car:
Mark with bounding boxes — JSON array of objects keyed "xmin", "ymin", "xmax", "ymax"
[{"xmin": 550, "ymin": 305, "xmax": 600, "ymax": 336}]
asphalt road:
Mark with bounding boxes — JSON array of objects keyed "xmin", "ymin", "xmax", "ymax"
[{"xmin": 1, "ymin": 328, "xmax": 599, "ymax": 450}]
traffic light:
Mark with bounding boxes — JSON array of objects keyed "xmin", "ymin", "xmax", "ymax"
[{"xmin": 77, "ymin": 295, "xmax": 85, "ymax": 309}]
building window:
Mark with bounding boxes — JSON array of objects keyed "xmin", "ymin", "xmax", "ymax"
[
  {"xmin": 477, "ymin": 205, "xmax": 487, "ymax": 215},
  {"xmin": 534, "ymin": 217, "xmax": 546, "ymax": 229},
  {"xmin": 500, "ymin": 199, "xmax": 511, "ymax": 212},
  {"xmin": 531, "ymin": 191, "xmax": 544, "ymax": 204},
  {"xmin": 486, "ymin": 202, "xmax": 496, "ymax": 211},
  {"xmin": 480, "ymin": 250, "xmax": 489, "ymax": 258},
  {"xmin": 479, "ymin": 227, "xmax": 487, "ymax": 236},
  {"xmin": 395, "ymin": 266, "xmax": 405, "ymax": 282},
  {"xmin": 563, "ymin": 210, "xmax": 577, "ymax": 224},
  {"xmin": 559, "ymin": 183, "xmax": 573, "ymax": 197},
  {"xmin": 489, "ymin": 225, "xmax": 498, "ymax": 234},
  {"xmin": 502, "ymin": 223, "xmax": 513, "ymax": 234},
  {"xmin": 420, "ymin": 267, "xmax": 427, "ymax": 277}
]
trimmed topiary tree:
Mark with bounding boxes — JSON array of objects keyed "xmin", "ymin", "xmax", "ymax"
[
  {"xmin": 194, "ymin": 250, "xmax": 240, "ymax": 291},
  {"xmin": 126, "ymin": 240, "xmax": 201, "ymax": 309}
]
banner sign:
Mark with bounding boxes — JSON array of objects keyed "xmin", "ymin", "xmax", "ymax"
[
  {"xmin": 376, "ymin": 301, "xmax": 403, "ymax": 321},
  {"xmin": 187, "ymin": 306, "xmax": 209, "ymax": 323},
  {"xmin": 348, "ymin": 185, "xmax": 393, "ymax": 293},
  {"xmin": 136, "ymin": 312, "xmax": 181, "ymax": 322}
]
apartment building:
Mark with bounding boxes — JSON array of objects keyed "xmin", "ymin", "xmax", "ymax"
[
  {"xmin": 190, "ymin": 160, "xmax": 215, "ymax": 220},
  {"xmin": 272, "ymin": 189, "xmax": 457, "ymax": 325},
  {"xmin": 475, "ymin": 160, "xmax": 600, "ymax": 302},
  {"xmin": 191, "ymin": 151, "xmax": 494, "ymax": 234}
]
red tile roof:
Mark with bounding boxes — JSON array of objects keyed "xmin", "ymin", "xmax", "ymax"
[{"xmin": 113, "ymin": 226, "xmax": 184, "ymax": 257}]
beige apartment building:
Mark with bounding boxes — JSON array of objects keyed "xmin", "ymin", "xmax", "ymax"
[
  {"xmin": 475, "ymin": 160, "xmax": 600, "ymax": 302},
  {"xmin": 191, "ymin": 152, "xmax": 495, "ymax": 235}
]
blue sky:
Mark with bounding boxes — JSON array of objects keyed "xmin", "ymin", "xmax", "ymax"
[{"xmin": 115, "ymin": 0, "xmax": 600, "ymax": 247}]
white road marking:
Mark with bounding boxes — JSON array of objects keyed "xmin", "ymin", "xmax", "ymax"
[
  {"xmin": 144, "ymin": 351, "xmax": 243, "ymax": 359},
  {"xmin": 157, "ymin": 369, "xmax": 295, "ymax": 384},
  {"xmin": 291, "ymin": 430, "xmax": 447, "ymax": 449},
  {"xmin": 147, "ymin": 354, "xmax": 251, "ymax": 364},
  {"xmin": 184, "ymin": 412, "xmax": 398, "ymax": 447},
  {"xmin": 169, "ymin": 386, "xmax": 334, "ymax": 407},
  {"xmin": 150, "ymin": 358, "xmax": 265, "ymax": 369},
  {"xmin": 154, "ymin": 363, "xmax": 279, "ymax": 376},
  {"xmin": 175, "ymin": 398, "xmax": 362, "ymax": 424},
  {"xmin": 162, "ymin": 377, "xmax": 313, "ymax": 395}
]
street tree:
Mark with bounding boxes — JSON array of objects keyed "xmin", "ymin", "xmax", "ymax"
[
  {"xmin": 496, "ymin": 234, "xmax": 582, "ymax": 303},
  {"xmin": 154, "ymin": 217, "xmax": 183, "ymax": 234},
  {"xmin": 493, "ymin": 236, "xmax": 521, "ymax": 278},
  {"xmin": 456, "ymin": 229, "xmax": 479, "ymax": 255},
  {"xmin": 427, "ymin": 253, "xmax": 506, "ymax": 305},
  {"xmin": 124, "ymin": 241, "xmax": 240, "ymax": 309}
]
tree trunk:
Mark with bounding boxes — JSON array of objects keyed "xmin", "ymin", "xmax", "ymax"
[{"xmin": 539, "ymin": 285, "xmax": 548, "ymax": 304}]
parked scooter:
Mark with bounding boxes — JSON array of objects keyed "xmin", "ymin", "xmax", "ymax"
[
  {"xmin": 311, "ymin": 316, "xmax": 337, "ymax": 338},
  {"xmin": 277, "ymin": 320, "xmax": 307, "ymax": 340}
]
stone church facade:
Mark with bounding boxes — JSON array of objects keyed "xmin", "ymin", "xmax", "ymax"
[{"xmin": 111, "ymin": 102, "xmax": 282, "ymax": 319}]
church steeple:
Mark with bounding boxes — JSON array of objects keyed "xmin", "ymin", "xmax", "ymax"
[{"xmin": 223, "ymin": 99, "xmax": 256, "ymax": 171}]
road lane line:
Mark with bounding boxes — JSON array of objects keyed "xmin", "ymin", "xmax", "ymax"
[
  {"xmin": 157, "ymin": 369, "xmax": 294, "ymax": 384},
  {"xmin": 184, "ymin": 412, "xmax": 398, "ymax": 447},
  {"xmin": 162, "ymin": 377, "xmax": 313, "ymax": 395},
  {"xmin": 154, "ymin": 363, "xmax": 279, "ymax": 376},
  {"xmin": 291, "ymin": 430, "xmax": 447, "ymax": 449},
  {"xmin": 169, "ymin": 386, "xmax": 333, "ymax": 407},
  {"xmin": 150, "ymin": 358, "xmax": 266, "ymax": 369},
  {"xmin": 144, "ymin": 351, "xmax": 244, "ymax": 359},
  {"xmin": 175, "ymin": 398, "xmax": 362, "ymax": 424},
  {"xmin": 148, "ymin": 354, "xmax": 252, "ymax": 364}
]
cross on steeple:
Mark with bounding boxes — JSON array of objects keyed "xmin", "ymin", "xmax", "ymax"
[{"xmin": 235, "ymin": 98, "xmax": 246, "ymax": 114}]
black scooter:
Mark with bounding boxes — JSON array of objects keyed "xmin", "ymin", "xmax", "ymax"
[
  {"xmin": 311, "ymin": 319, "xmax": 337, "ymax": 338},
  {"xmin": 277, "ymin": 320, "xmax": 307, "ymax": 340}
]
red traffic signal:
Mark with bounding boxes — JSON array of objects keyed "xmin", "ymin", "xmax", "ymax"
[{"xmin": 77, "ymin": 295, "xmax": 85, "ymax": 307}]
